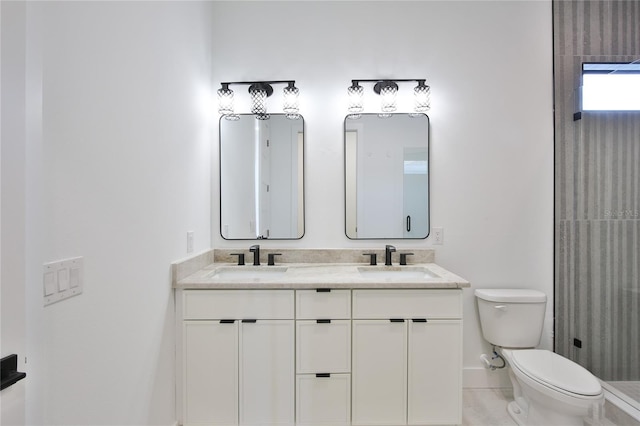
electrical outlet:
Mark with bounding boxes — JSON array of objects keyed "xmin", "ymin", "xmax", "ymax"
[
  {"xmin": 187, "ymin": 231, "xmax": 194, "ymax": 253},
  {"xmin": 432, "ymin": 227, "xmax": 444, "ymax": 245}
]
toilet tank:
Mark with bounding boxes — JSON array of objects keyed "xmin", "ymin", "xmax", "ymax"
[{"xmin": 475, "ymin": 289, "xmax": 547, "ymax": 348}]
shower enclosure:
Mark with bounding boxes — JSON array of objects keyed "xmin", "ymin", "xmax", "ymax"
[{"xmin": 554, "ymin": 1, "xmax": 640, "ymax": 420}]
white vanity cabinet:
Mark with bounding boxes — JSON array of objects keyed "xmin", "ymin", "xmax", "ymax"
[
  {"xmin": 351, "ymin": 289, "xmax": 463, "ymax": 426},
  {"xmin": 182, "ymin": 290, "xmax": 295, "ymax": 426},
  {"xmin": 179, "ymin": 287, "xmax": 462, "ymax": 426}
]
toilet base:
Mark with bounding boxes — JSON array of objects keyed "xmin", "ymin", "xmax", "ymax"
[
  {"xmin": 508, "ymin": 399, "xmax": 594, "ymax": 426},
  {"xmin": 507, "ymin": 401, "xmax": 526, "ymax": 426}
]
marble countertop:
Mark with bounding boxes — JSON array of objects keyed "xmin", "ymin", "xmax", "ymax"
[{"xmin": 175, "ymin": 262, "xmax": 470, "ymax": 290}]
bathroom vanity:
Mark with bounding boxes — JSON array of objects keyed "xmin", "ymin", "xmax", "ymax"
[{"xmin": 173, "ymin": 249, "xmax": 469, "ymax": 426}]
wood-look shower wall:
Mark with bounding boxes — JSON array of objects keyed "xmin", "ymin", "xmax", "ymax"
[{"xmin": 554, "ymin": 0, "xmax": 640, "ymax": 380}]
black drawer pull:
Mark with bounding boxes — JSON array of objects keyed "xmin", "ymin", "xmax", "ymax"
[
  {"xmin": 316, "ymin": 319, "xmax": 331, "ymax": 324},
  {"xmin": 389, "ymin": 318, "xmax": 405, "ymax": 323},
  {"xmin": 315, "ymin": 373, "xmax": 331, "ymax": 378},
  {"xmin": 316, "ymin": 288, "xmax": 331, "ymax": 292},
  {"xmin": 219, "ymin": 319, "xmax": 235, "ymax": 324},
  {"xmin": 241, "ymin": 319, "xmax": 257, "ymax": 323},
  {"xmin": 412, "ymin": 318, "xmax": 428, "ymax": 323}
]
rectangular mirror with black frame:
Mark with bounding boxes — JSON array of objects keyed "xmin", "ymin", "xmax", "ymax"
[
  {"xmin": 220, "ymin": 114, "xmax": 304, "ymax": 240},
  {"xmin": 344, "ymin": 113, "xmax": 429, "ymax": 239}
]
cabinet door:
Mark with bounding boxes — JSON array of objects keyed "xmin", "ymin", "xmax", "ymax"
[
  {"xmin": 352, "ymin": 319, "xmax": 407, "ymax": 425},
  {"xmin": 239, "ymin": 320, "xmax": 295, "ymax": 426},
  {"xmin": 183, "ymin": 320, "xmax": 238, "ymax": 426},
  {"xmin": 408, "ymin": 320, "xmax": 462, "ymax": 425}
]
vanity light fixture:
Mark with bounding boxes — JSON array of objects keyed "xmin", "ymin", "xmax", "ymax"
[
  {"xmin": 217, "ymin": 80, "xmax": 300, "ymax": 120},
  {"xmin": 347, "ymin": 79, "xmax": 431, "ymax": 116}
]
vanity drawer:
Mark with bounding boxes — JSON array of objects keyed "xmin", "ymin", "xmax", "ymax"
[
  {"xmin": 296, "ymin": 320, "xmax": 351, "ymax": 374},
  {"xmin": 296, "ymin": 289, "xmax": 351, "ymax": 319},
  {"xmin": 183, "ymin": 290, "xmax": 294, "ymax": 320},
  {"xmin": 352, "ymin": 289, "xmax": 462, "ymax": 319},
  {"xmin": 296, "ymin": 373, "xmax": 351, "ymax": 426}
]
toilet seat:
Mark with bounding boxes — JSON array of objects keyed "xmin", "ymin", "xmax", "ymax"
[{"xmin": 510, "ymin": 349, "xmax": 602, "ymax": 398}]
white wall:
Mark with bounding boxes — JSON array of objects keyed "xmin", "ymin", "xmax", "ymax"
[
  {"xmin": 19, "ymin": 2, "xmax": 213, "ymax": 424},
  {"xmin": 211, "ymin": 1, "xmax": 554, "ymax": 387},
  {"xmin": 1, "ymin": 1, "xmax": 28, "ymax": 423}
]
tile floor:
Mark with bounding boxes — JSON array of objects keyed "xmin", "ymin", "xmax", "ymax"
[
  {"xmin": 608, "ymin": 382, "xmax": 640, "ymax": 408},
  {"xmin": 462, "ymin": 388, "xmax": 516, "ymax": 426},
  {"xmin": 462, "ymin": 388, "xmax": 636, "ymax": 426}
]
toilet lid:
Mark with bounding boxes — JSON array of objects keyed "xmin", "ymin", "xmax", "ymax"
[{"xmin": 510, "ymin": 349, "xmax": 601, "ymax": 396}]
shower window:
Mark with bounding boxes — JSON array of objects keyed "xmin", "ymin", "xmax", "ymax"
[{"xmin": 581, "ymin": 62, "xmax": 640, "ymax": 111}]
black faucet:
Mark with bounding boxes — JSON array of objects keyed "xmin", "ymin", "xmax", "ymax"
[
  {"xmin": 249, "ymin": 244, "xmax": 260, "ymax": 266},
  {"xmin": 385, "ymin": 245, "xmax": 396, "ymax": 266}
]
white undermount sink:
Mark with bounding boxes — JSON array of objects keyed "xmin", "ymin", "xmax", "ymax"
[
  {"xmin": 357, "ymin": 266, "xmax": 438, "ymax": 280},
  {"xmin": 211, "ymin": 266, "xmax": 288, "ymax": 280}
]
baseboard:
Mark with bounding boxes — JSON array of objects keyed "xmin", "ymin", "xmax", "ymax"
[{"xmin": 463, "ymin": 366, "xmax": 511, "ymax": 389}]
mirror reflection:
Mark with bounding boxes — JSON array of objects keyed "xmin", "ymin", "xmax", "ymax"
[
  {"xmin": 345, "ymin": 113, "xmax": 429, "ymax": 239},
  {"xmin": 220, "ymin": 114, "xmax": 304, "ymax": 239}
]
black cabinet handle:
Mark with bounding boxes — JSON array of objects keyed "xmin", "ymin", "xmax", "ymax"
[
  {"xmin": 389, "ymin": 318, "xmax": 405, "ymax": 323},
  {"xmin": 316, "ymin": 288, "xmax": 331, "ymax": 292},
  {"xmin": 241, "ymin": 319, "xmax": 257, "ymax": 323},
  {"xmin": 412, "ymin": 318, "xmax": 428, "ymax": 323},
  {"xmin": 316, "ymin": 319, "xmax": 331, "ymax": 324},
  {"xmin": 315, "ymin": 373, "xmax": 331, "ymax": 378},
  {"xmin": 219, "ymin": 319, "xmax": 235, "ymax": 324},
  {"xmin": 406, "ymin": 215, "xmax": 411, "ymax": 232}
]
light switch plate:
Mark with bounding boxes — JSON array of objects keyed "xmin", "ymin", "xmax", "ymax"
[{"xmin": 43, "ymin": 257, "xmax": 83, "ymax": 306}]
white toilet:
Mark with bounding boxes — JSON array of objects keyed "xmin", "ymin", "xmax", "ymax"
[{"xmin": 475, "ymin": 289, "xmax": 604, "ymax": 426}]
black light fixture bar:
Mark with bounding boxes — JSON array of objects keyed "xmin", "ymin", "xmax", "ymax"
[
  {"xmin": 221, "ymin": 80, "xmax": 296, "ymax": 96},
  {"xmin": 352, "ymin": 78, "xmax": 426, "ymax": 85}
]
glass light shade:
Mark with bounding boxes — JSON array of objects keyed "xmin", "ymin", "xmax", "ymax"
[
  {"xmin": 283, "ymin": 84, "xmax": 300, "ymax": 114},
  {"xmin": 380, "ymin": 85, "xmax": 397, "ymax": 113},
  {"xmin": 348, "ymin": 84, "xmax": 364, "ymax": 113},
  {"xmin": 217, "ymin": 86, "xmax": 234, "ymax": 115},
  {"xmin": 250, "ymin": 87, "xmax": 268, "ymax": 117},
  {"xmin": 414, "ymin": 82, "xmax": 431, "ymax": 112}
]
